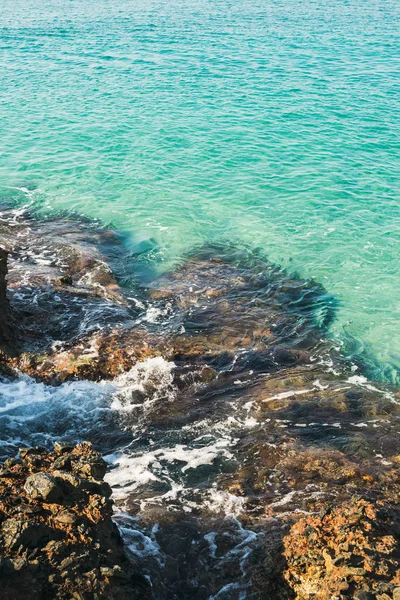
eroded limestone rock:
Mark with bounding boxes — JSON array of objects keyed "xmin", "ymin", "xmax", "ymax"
[{"xmin": 283, "ymin": 498, "xmax": 400, "ymax": 600}]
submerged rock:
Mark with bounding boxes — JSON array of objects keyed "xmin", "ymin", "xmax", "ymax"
[
  {"xmin": 1, "ymin": 210, "xmax": 400, "ymax": 598},
  {"xmin": 0, "ymin": 208, "xmax": 137, "ymax": 357},
  {"xmin": 1, "ymin": 229, "xmax": 338, "ymax": 384},
  {"xmin": 0, "ymin": 442, "xmax": 149, "ymax": 600}
]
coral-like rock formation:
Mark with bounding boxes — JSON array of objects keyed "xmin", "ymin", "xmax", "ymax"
[
  {"xmin": 283, "ymin": 498, "xmax": 400, "ymax": 600},
  {"xmin": 0, "ymin": 442, "xmax": 149, "ymax": 600}
]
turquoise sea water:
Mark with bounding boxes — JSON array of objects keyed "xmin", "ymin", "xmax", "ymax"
[{"xmin": 0, "ymin": 0, "xmax": 399, "ymax": 382}]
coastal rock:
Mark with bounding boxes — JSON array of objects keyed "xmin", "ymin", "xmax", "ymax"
[
  {"xmin": 54, "ymin": 441, "xmax": 75, "ymax": 455},
  {"xmin": 14, "ymin": 326, "xmax": 172, "ymax": 383},
  {"xmin": 24, "ymin": 473, "xmax": 63, "ymax": 503},
  {"xmin": 0, "ymin": 442, "xmax": 149, "ymax": 600},
  {"xmin": 2, "ymin": 236, "xmax": 338, "ymax": 384},
  {"xmin": 149, "ymin": 246, "xmax": 335, "ymax": 362},
  {"xmin": 0, "ymin": 209, "xmax": 136, "ymax": 357},
  {"xmin": 0, "ymin": 248, "xmax": 17, "ymax": 357},
  {"xmin": 1, "ymin": 519, "xmax": 54, "ymax": 552},
  {"xmin": 283, "ymin": 498, "xmax": 400, "ymax": 599},
  {"xmin": 1, "ymin": 211, "xmax": 400, "ymax": 598},
  {"xmin": 68, "ymin": 442, "xmax": 108, "ymax": 480}
]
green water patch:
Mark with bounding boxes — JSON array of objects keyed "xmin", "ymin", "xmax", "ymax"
[{"xmin": 0, "ymin": 0, "xmax": 399, "ymax": 382}]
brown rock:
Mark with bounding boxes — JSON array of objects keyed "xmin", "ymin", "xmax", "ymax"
[
  {"xmin": 283, "ymin": 498, "xmax": 400, "ymax": 599},
  {"xmin": 54, "ymin": 440, "xmax": 75, "ymax": 455},
  {"xmin": 0, "ymin": 443, "xmax": 149, "ymax": 599},
  {"xmin": 53, "ymin": 510, "xmax": 77, "ymax": 525},
  {"xmin": 1, "ymin": 519, "xmax": 53, "ymax": 551}
]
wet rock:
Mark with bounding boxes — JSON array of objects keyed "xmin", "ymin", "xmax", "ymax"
[
  {"xmin": 13, "ymin": 326, "xmax": 169, "ymax": 383},
  {"xmin": 2, "ymin": 213, "xmax": 400, "ymax": 599},
  {"xmin": 24, "ymin": 473, "xmax": 63, "ymax": 503},
  {"xmin": 0, "ymin": 209, "xmax": 136, "ymax": 359},
  {"xmin": 0, "ymin": 216, "xmax": 339, "ymax": 384},
  {"xmin": 0, "ymin": 248, "xmax": 18, "ymax": 357}
]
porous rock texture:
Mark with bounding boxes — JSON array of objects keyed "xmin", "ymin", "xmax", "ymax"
[
  {"xmin": 283, "ymin": 498, "xmax": 400, "ymax": 600},
  {"xmin": 0, "ymin": 442, "xmax": 149, "ymax": 600}
]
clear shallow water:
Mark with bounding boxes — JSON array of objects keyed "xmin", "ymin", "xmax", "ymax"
[{"xmin": 0, "ymin": 0, "xmax": 399, "ymax": 382}]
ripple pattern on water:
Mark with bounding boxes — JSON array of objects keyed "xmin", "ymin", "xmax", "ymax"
[{"xmin": 0, "ymin": 0, "xmax": 399, "ymax": 380}]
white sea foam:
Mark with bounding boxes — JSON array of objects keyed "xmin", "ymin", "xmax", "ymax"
[
  {"xmin": 0, "ymin": 374, "xmax": 114, "ymax": 451},
  {"xmin": 105, "ymin": 437, "xmax": 235, "ymax": 501},
  {"xmin": 262, "ymin": 388, "xmax": 314, "ymax": 402},
  {"xmin": 144, "ymin": 302, "xmax": 173, "ymax": 323},
  {"xmin": 209, "ymin": 582, "xmax": 249, "ymax": 600},
  {"xmin": 111, "ymin": 357, "xmax": 176, "ymax": 413},
  {"xmin": 105, "ymin": 452, "xmax": 162, "ymax": 496},
  {"xmin": 347, "ymin": 374, "xmax": 399, "ymax": 405},
  {"xmin": 202, "ymin": 488, "xmax": 246, "ymax": 517},
  {"xmin": 204, "ymin": 532, "xmax": 218, "ymax": 558},
  {"xmin": 120, "ymin": 525, "xmax": 164, "ymax": 565},
  {"xmin": 268, "ymin": 490, "xmax": 298, "ymax": 509}
]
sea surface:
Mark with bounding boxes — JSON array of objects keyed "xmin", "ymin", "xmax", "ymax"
[
  {"xmin": 0, "ymin": 0, "xmax": 399, "ymax": 382},
  {"xmin": 0, "ymin": 2, "xmax": 400, "ymax": 596}
]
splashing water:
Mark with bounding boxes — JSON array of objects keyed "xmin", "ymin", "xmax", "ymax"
[
  {"xmin": 0, "ymin": 358, "xmax": 271, "ymax": 597},
  {"xmin": 1, "ymin": 0, "xmax": 400, "ymax": 596}
]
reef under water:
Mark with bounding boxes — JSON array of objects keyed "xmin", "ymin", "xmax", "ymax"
[{"xmin": 0, "ymin": 207, "xmax": 400, "ymax": 599}]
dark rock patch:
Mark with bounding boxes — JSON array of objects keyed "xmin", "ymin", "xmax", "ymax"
[{"xmin": 0, "ymin": 442, "xmax": 149, "ymax": 600}]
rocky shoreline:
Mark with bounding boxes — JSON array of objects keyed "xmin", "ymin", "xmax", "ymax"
[
  {"xmin": 1, "ymin": 208, "xmax": 400, "ymax": 599},
  {"xmin": 0, "ymin": 442, "xmax": 149, "ymax": 600}
]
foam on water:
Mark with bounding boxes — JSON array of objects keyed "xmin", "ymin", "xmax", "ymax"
[
  {"xmin": 111, "ymin": 357, "xmax": 177, "ymax": 415},
  {"xmin": 1, "ymin": 340, "xmax": 398, "ymax": 596},
  {"xmin": 0, "ymin": 375, "xmax": 114, "ymax": 456},
  {"xmin": 0, "ymin": 353, "xmax": 270, "ymax": 597},
  {"xmin": 0, "ymin": 358, "xmax": 177, "ymax": 457},
  {"xmin": 0, "ymin": 0, "xmax": 399, "ymax": 382},
  {"xmin": 0, "ymin": 358, "xmax": 246, "ymax": 511}
]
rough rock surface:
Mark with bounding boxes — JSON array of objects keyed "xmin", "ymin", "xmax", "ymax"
[
  {"xmin": 283, "ymin": 498, "xmax": 400, "ymax": 600},
  {"xmin": 0, "ymin": 442, "xmax": 149, "ymax": 600},
  {"xmin": 0, "ymin": 208, "xmax": 136, "ymax": 356},
  {"xmin": 2, "ymin": 235, "xmax": 338, "ymax": 384},
  {"xmin": 0, "ymin": 247, "xmax": 17, "ymax": 357}
]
